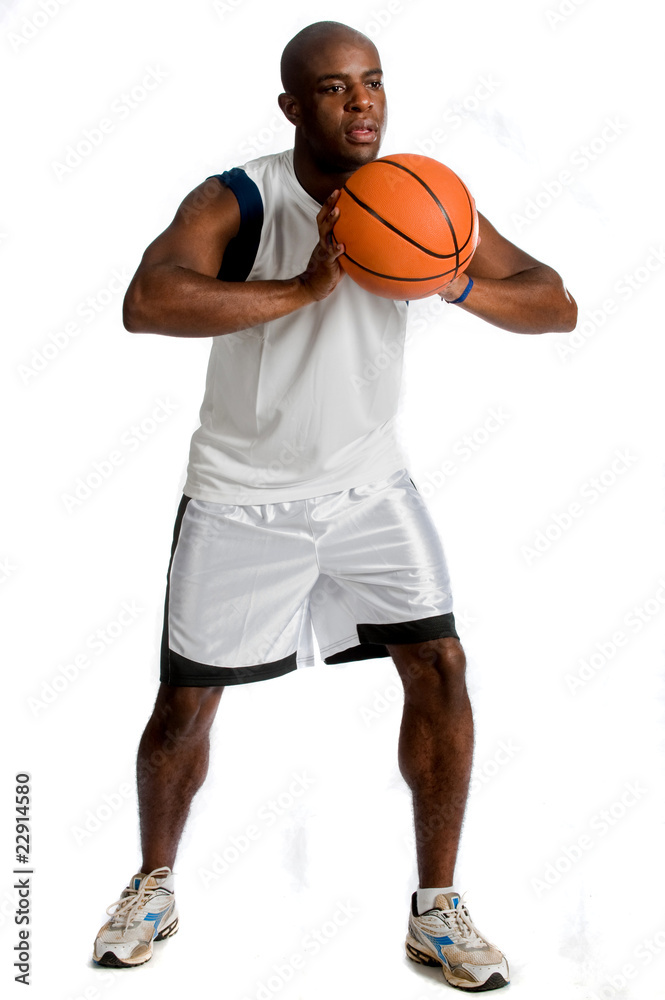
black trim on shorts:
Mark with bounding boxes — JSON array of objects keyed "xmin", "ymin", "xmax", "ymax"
[
  {"xmin": 323, "ymin": 612, "xmax": 459, "ymax": 664},
  {"xmin": 159, "ymin": 493, "xmax": 193, "ymax": 683},
  {"xmin": 162, "ymin": 649, "xmax": 298, "ymax": 687},
  {"xmin": 324, "ymin": 642, "xmax": 389, "ymax": 664}
]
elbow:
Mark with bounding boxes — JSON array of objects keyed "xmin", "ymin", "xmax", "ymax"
[
  {"xmin": 557, "ymin": 289, "xmax": 578, "ymax": 333},
  {"xmin": 122, "ymin": 277, "xmax": 149, "ymax": 333},
  {"xmin": 123, "ymin": 299, "xmax": 141, "ymax": 333},
  {"xmin": 536, "ymin": 279, "xmax": 577, "ymax": 334}
]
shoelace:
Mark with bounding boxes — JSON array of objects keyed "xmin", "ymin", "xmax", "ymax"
[
  {"xmin": 105, "ymin": 868, "xmax": 172, "ymax": 930},
  {"xmin": 437, "ymin": 898, "xmax": 487, "ymax": 949}
]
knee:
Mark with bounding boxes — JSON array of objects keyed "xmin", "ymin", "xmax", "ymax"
[
  {"xmin": 393, "ymin": 638, "xmax": 467, "ymax": 698},
  {"xmin": 152, "ymin": 683, "xmax": 223, "ymax": 736}
]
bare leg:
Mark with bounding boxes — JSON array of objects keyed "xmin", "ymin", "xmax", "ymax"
[
  {"xmin": 387, "ymin": 637, "xmax": 473, "ymax": 888},
  {"xmin": 136, "ymin": 683, "xmax": 224, "ymax": 872}
]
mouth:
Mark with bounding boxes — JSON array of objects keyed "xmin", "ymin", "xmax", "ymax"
[{"xmin": 345, "ymin": 119, "xmax": 378, "ymax": 144}]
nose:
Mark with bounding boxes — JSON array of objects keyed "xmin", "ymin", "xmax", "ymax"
[{"xmin": 345, "ymin": 82, "xmax": 373, "ymax": 113}]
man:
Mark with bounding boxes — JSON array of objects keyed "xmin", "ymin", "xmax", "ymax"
[{"xmin": 92, "ymin": 20, "xmax": 576, "ymax": 991}]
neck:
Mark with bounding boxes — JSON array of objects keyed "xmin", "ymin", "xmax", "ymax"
[{"xmin": 292, "ymin": 135, "xmax": 358, "ymax": 205}]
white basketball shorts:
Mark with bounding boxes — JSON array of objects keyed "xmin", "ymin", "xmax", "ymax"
[{"xmin": 159, "ymin": 467, "xmax": 458, "ymax": 686}]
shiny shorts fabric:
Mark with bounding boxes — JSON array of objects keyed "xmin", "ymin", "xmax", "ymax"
[{"xmin": 159, "ymin": 468, "xmax": 458, "ymax": 686}]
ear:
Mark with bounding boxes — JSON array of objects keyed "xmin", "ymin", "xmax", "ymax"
[{"xmin": 278, "ymin": 92, "xmax": 301, "ymax": 127}]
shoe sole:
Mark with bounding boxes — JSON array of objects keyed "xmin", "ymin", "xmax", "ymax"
[
  {"xmin": 93, "ymin": 915, "xmax": 179, "ymax": 968},
  {"xmin": 405, "ymin": 933, "xmax": 509, "ymax": 992}
]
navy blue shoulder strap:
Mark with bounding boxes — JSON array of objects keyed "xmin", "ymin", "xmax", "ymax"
[{"xmin": 207, "ymin": 167, "xmax": 264, "ymax": 282}]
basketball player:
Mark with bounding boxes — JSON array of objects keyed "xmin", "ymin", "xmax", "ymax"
[{"xmin": 92, "ymin": 20, "xmax": 576, "ymax": 991}]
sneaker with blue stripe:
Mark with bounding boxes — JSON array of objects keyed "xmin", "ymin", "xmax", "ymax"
[
  {"xmin": 406, "ymin": 890, "xmax": 509, "ymax": 991},
  {"xmin": 93, "ymin": 867, "xmax": 178, "ymax": 967}
]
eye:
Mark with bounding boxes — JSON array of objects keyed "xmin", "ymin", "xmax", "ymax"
[{"xmin": 324, "ymin": 85, "xmax": 344, "ymax": 93}]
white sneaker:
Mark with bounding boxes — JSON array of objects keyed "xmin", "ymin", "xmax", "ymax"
[
  {"xmin": 406, "ymin": 890, "xmax": 509, "ymax": 991},
  {"xmin": 93, "ymin": 867, "xmax": 178, "ymax": 967}
]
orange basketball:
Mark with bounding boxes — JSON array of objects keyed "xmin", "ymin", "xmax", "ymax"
[{"xmin": 331, "ymin": 153, "xmax": 478, "ymax": 300}]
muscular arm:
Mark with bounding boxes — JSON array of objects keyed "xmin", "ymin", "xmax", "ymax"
[
  {"xmin": 123, "ymin": 180, "xmax": 344, "ymax": 337},
  {"xmin": 439, "ymin": 212, "xmax": 577, "ymax": 334}
]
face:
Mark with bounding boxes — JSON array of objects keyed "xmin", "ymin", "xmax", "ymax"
[{"xmin": 288, "ymin": 36, "xmax": 387, "ymax": 172}]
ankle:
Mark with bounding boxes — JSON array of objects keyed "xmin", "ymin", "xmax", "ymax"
[{"xmin": 140, "ymin": 860, "xmax": 174, "ymax": 874}]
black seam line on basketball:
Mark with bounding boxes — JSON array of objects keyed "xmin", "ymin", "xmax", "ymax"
[
  {"xmin": 459, "ymin": 179, "xmax": 476, "ymax": 251},
  {"xmin": 377, "ymin": 160, "xmax": 462, "ymax": 268},
  {"xmin": 342, "ymin": 250, "xmax": 469, "ymax": 282},
  {"xmin": 341, "ymin": 184, "xmax": 460, "ymax": 260}
]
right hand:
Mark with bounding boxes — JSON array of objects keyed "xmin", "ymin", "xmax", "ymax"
[{"xmin": 298, "ymin": 190, "xmax": 346, "ymax": 302}]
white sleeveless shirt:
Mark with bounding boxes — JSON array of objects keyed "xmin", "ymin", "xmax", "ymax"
[{"xmin": 183, "ymin": 147, "xmax": 410, "ymax": 504}]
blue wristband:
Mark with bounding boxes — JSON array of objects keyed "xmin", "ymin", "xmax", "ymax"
[{"xmin": 449, "ymin": 276, "xmax": 474, "ymax": 304}]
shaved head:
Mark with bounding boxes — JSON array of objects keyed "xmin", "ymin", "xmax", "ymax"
[
  {"xmin": 281, "ymin": 21, "xmax": 377, "ymax": 97},
  {"xmin": 277, "ymin": 19, "xmax": 386, "ymax": 193}
]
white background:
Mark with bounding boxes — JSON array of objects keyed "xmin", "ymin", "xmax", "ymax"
[{"xmin": 3, "ymin": 0, "xmax": 664, "ymax": 997}]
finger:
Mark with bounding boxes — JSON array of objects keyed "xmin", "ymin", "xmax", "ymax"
[
  {"xmin": 318, "ymin": 211, "xmax": 340, "ymax": 248},
  {"xmin": 321, "ymin": 237, "xmax": 344, "ymax": 261},
  {"xmin": 318, "ymin": 230, "xmax": 344, "ymax": 260},
  {"xmin": 316, "ymin": 189, "xmax": 340, "ymax": 223},
  {"xmin": 321, "ymin": 205, "xmax": 340, "ymax": 233}
]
